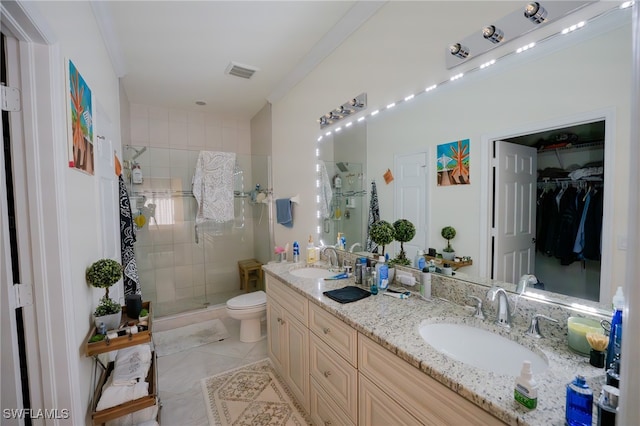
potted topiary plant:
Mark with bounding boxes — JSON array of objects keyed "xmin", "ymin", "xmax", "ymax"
[
  {"xmin": 369, "ymin": 220, "xmax": 395, "ymax": 257},
  {"xmin": 441, "ymin": 226, "xmax": 457, "ymax": 261},
  {"xmin": 392, "ymin": 219, "xmax": 415, "ymax": 267},
  {"xmin": 86, "ymin": 258, "xmax": 123, "ymax": 330}
]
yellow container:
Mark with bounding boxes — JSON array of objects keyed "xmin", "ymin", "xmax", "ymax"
[{"xmin": 567, "ymin": 317, "xmax": 604, "ymax": 355}]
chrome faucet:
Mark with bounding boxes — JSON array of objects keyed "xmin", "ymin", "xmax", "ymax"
[
  {"xmin": 349, "ymin": 242, "xmax": 362, "ymax": 253},
  {"xmin": 526, "ymin": 313, "xmax": 558, "ymax": 338},
  {"xmin": 517, "ymin": 274, "xmax": 538, "ymax": 295},
  {"xmin": 320, "ymin": 246, "xmax": 339, "ymax": 269},
  {"xmin": 486, "ymin": 286, "xmax": 512, "ymax": 329}
]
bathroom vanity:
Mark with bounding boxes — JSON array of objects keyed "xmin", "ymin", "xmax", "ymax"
[{"xmin": 263, "ymin": 261, "xmax": 606, "ymax": 426}]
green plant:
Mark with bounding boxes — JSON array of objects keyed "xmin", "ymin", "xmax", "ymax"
[
  {"xmin": 86, "ymin": 259, "xmax": 122, "ymax": 298},
  {"xmin": 393, "ymin": 219, "xmax": 416, "ymax": 264},
  {"xmin": 369, "ymin": 220, "xmax": 395, "ymax": 255},
  {"xmin": 388, "ymin": 257, "xmax": 411, "ymax": 268},
  {"xmin": 139, "ymin": 308, "xmax": 149, "ymax": 318},
  {"xmin": 441, "ymin": 226, "xmax": 457, "ymax": 252},
  {"xmin": 94, "ymin": 296, "xmax": 121, "ymax": 317}
]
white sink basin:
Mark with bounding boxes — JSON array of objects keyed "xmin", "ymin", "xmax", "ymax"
[
  {"xmin": 289, "ymin": 267, "xmax": 336, "ymax": 279},
  {"xmin": 418, "ymin": 322, "xmax": 548, "ymax": 376}
]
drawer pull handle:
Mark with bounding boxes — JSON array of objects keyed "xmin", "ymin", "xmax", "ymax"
[
  {"xmin": 323, "ymin": 327, "xmax": 331, "ymax": 334},
  {"xmin": 323, "ymin": 370, "xmax": 331, "ymax": 378},
  {"xmin": 277, "ymin": 317, "xmax": 284, "ymax": 324},
  {"xmin": 324, "ymin": 421, "xmax": 332, "ymax": 426}
]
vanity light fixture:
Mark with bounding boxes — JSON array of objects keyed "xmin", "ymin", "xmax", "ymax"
[
  {"xmin": 450, "ymin": 73, "xmax": 464, "ymax": 81},
  {"xmin": 449, "ymin": 43, "xmax": 470, "ymax": 59},
  {"xmin": 345, "ymin": 121, "xmax": 353, "ymax": 127},
  {"xmin": 482, "ymin": 25, "xmax": 504, "ymax": 44},
  {"xmin": 386, "ymin": 102, "xmax": 396, "ymax": 109},
  {"xmin": 404, "ymin": 94, "xmax": 415, "ymax": 101},
  {"xmin": 425, "ymin": 84, "xmax": 437, "ymax": 92},
  {"xmin": 620, "ymin": 1, "xmax": 634, "ymax": 9},
  {"xmin": 561, "ymin": 21, "xmax": 585, "ymax": 35},
  {"xmin": 319, "ymin": 93, "xmax": 367, "ymax": 129},
  {"xmin": 357, "ymin": 116, "xmax": 365, "ymax": 122},
  {"xmin": 370, "ymin": 110, "xmax": 379, "ymax": 116},
  {"xmin": 524, "ymin": 2, "xmax": 547, "ymax": 24}
]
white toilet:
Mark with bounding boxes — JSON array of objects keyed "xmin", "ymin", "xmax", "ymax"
[{"xmin": 226, "ymin": 290, "xmax": 267, "ymax": 343}]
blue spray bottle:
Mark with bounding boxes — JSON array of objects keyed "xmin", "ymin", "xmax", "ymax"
[{"xmin": 605, "ymin": 287, "xmax": 624, "ymax": 369}]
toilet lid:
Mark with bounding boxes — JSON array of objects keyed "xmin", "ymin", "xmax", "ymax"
[{"xmin": 227, "ymin": 290, "xmax": 267, "ymax": 309}]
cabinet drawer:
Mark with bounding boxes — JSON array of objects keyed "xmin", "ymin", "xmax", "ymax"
[
  {"xmin": 359, "ymin": 373, "xmax": 421, "ymax": 426},
  {"xmin": 266, "ymin": 275, "xmax": 308, "ymax": 326},
  {"xmin": 358, "ymin": 334, "xmax": 505, "ymax": 426},
  {"xmin": 309, "ymin": 303, "xmax": 357, "ymax": 367},
  {"xmin": 310, "ymin": 377, "xmax": 355, "ymax": 426},
  {"xmin": 310, "ymin": 334, "xmax": 358, "ymax": 423}
]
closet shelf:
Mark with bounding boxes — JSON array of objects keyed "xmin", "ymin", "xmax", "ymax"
[{"xmin": 538, "ymin": 140, "xmax": 604, "ymax": 153}]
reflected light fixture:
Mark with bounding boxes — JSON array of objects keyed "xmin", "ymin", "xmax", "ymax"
[
  {"xmin": 449, "ymin": 43, "xmax": 469, "ymax": 59},
  {"xmin": 482, "ymin": 25, "xmax": 504, "ymax": 44},
  {"xmin": 320, "ymin": 93, "xmax": 367, "ymax": 129},
  {"xmin": 524, "ymin": 2, "xmax": 547, "ymax": 24}
]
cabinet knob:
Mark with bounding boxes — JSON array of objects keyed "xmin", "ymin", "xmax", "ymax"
[
  {"xmin": 324, "ymin": 421, "xmax": 332, "ymax": 426},
  {"xmin": 323, "ymin": 327, "xmax": 331, "ymax": 334},
  {"xmin": 277, "ymin": 317, "xmax": 284, "ymax": 324},
  {"xmin": 323, "ymin": 370, "xmax": 331, "ymax": 378}
]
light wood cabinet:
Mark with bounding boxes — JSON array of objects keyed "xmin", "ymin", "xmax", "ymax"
[
  {"xmin": 359, "ymin": 373, "xmax": 422, "ymax": 426},
  {"xmin": 359, "ymin": 334, "xmax": 505, "ymax": 425},
  {"xmin": 266, "ymin": 275, "xmax": 310, "ymax": 412},
  {"xmin": 266, "ymin": 273, "xmax": 505, "ymax": 425}
]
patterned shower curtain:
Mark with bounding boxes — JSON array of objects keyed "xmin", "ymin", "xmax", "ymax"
[
  {"xmin": 119, "ymin": 175, "xmax": 141, "ymax": 295},
  {"xmin": 366, "ymin": 180, "xmax": 380, "ymax": 253}
]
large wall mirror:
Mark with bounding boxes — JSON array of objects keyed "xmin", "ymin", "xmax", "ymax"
[{"xmin": 316, "ymin": 3, "xmax": 632, "ymax": 313}]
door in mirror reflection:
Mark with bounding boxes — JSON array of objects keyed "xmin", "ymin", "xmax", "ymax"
[{"xmin": 491, "ymin": 120, "xmax": 605, "ymax": 302}]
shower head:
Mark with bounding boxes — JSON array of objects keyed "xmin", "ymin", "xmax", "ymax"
[
  {"xmin": 126, "ymin": 145, "xmax": 147, "ymax": 161},
  {"xmin": 336, "ymin": 162, "xmax": 349, "ymax": 172}
]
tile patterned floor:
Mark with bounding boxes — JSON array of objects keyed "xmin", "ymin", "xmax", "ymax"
[{"xmin": 157, "ymin": 316, "xmax": 267, "ymax": 425}]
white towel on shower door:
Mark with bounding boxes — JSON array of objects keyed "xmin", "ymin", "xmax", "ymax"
[{"xmin": 193, "ymin": 151, "xmax": 236, "ymax": 223}]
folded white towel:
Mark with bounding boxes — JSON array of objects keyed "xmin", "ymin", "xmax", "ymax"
[
  {"xmin": 96, "ymin": 376, "xmax": 149, "ymax": 411},
  {"xmin": 193, "ymin": 151, "xmax": 236, "ymax": 223},
  {"xmin": 112, "ymin": 344, "xmax": 152, "ymax": 385}
]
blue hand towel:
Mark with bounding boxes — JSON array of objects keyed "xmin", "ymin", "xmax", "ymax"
[{"xmin": 276, "ymin": 198, "xmax": 293, "ymax": 228}]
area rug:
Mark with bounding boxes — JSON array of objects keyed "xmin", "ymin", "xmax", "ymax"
[
  {"xmin": 154, "ymin": 319, "xmax": 229, "ymax": 357},
  {"xmin": 201, "ymin": 358, "xmax": 311, "ymax": 425}
]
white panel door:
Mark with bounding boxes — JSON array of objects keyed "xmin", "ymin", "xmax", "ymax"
[
  {"xmin": 394, "ymin": 152, "xmax": 427, "ymax": 262},
  {"xmin": 493, "ymin": 141, "xmax": 537, "ymax": 284},
  {"xmin": 95, "ymin": 102, "xmax": 119, "ymax": 260}
]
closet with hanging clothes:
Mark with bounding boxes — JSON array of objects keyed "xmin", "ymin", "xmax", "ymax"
[{"xmin": 533, "ymin": 133, "xmax": 604, "ymax": 300}]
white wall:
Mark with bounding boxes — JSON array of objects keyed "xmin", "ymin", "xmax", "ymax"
[{"xmin": 30, "ymin": 1, "xmax": 122, "ymax": 422}]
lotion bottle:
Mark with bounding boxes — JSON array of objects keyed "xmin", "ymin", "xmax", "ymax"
[
  {"xmin": 514, "ymin": 360, "xmax": 538, "ymax": 410},
  {"xmin": 306, "ymin": 235, "xmax": 316, "ymax": 264}
]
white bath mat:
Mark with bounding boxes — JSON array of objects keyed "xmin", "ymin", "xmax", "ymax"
[{"xmin": 154, "ymin": 319, "xmax": 229, "ymax": 357}]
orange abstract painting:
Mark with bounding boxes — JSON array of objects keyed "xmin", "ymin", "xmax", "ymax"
[{"xmin": 437, "ymin": 139, "xmax": 470, "ymax": 186}]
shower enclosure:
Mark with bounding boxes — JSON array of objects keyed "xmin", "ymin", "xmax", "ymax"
[{"xmin": 122, "ymin": 145, "xmax": 273, "ymax": 317}]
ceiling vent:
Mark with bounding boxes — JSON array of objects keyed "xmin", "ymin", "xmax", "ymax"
[{"xmin": 225, "ymin": 62, "xmax": 259, "ymax": 80}]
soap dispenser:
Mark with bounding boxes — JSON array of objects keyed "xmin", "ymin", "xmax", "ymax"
[{"xmin": 306, "ymin": 235, "xmax": 316, "ymax": 264}]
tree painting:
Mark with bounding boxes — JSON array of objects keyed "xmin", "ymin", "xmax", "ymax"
[
  {"xmin": 436, "ymin": 139, "xmax": 470, "ymax": 185},
  {"xmin": 68, "ymin": 60, "xmax": 94, "ymax": 175}
]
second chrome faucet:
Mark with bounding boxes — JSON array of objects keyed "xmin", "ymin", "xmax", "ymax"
[{"xmin": 486, "ymin": 286, "xmax": 512, "ymax": 329}]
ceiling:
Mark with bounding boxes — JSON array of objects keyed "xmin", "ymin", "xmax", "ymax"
[{"xmin": 94, "ymin": 1, "xmax": 385, "ymax": 120}]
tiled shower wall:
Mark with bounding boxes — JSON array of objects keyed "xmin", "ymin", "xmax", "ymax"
[{"xmin": 127, "ymin": 104, "xmax": 271, "ymax": 317}]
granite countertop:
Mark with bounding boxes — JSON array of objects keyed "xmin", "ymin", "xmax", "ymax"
[{"xmin": 263, "ymin": 261, "xmax": 606, "ymax": 426}]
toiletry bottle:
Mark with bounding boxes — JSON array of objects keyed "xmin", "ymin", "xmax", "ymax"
[
  {"xmin": 340, "ymin": 234, "xmax": 346, "ymax": 251},
  {"xmin": 605, "ymin": 286, "xmax": 624, "ymax": 369},
  {"xmin": 293, "ymin": 241, "xmax": 300, "ymax": 263},
  {"xmin": 307, "ymin": 235, "xmax": 316, "ymax": 264},
  {"xmin": 514, "ymin": 360, "xmax": 538, "ymax": 409},
  {"xmin": 354, "ymin": 259, "xmax": 363, "ymax": 285},
  {"xmin": 566, "ymin": 375, "xmax": 593, "ymax": 426},
  {"xmin": 596, "ymin": 385, "xmax": 619, "ymax": 426},
  {"xmin": 421, "ymin": 267, "xmax": 431, "ymax": 300},
  {"xmin": 415, "ymin": 250, "xmax": 426, "ymax": 269},
  {"xmin": 369, "ymin": 270, "xmax": 378, "ymax": 295},
  {"xmin": 377, "ymin": 257, "xmax": 389, "ymax": 292},
  {"xmin": 428, "ymin": 259, "xmax": 436, "ymax": 273}
]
